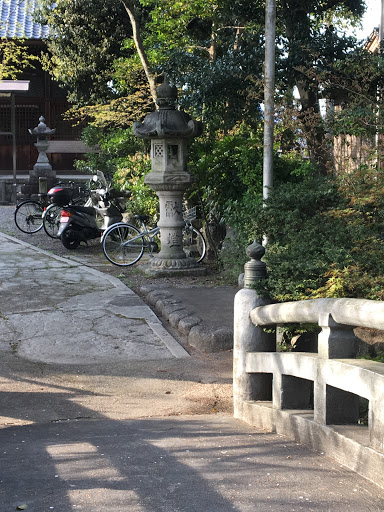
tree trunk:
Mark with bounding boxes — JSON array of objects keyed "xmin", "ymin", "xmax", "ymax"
[
  {"xmin": 120, "ymin": 0, "xmax": 157, "ymax": 105},
  {"xmin": 209, "ymin": 21, "xmax": 217, "ymax": 62},
  {"xmin": 295, "ymin": 80, "xmax": 330, "ymax": 174},
  {"xmin": 282, "ymin": 3, "xmax": 331, "ymax": 173}
]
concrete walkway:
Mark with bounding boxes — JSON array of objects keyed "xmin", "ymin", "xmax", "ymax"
[{"xmin": 1, "ymin": 232, "xmax": 384, "ymax": 511}]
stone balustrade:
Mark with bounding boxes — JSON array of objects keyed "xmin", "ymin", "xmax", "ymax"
[{"xmin": 233, "ymin": 290, "xmax": 384, "ymax": 488}]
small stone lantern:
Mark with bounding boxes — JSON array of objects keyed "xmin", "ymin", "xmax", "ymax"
[
  {"xmin": 133, "ymin": 76, "xmax": 203, "ymax": 273},
  {"xmin": 28, "ymin": 116, "xmax": 56, "ymax": 180},
  {"xmin": 18, "ymin": 116, "xmax": 57, "ymax": 200}
]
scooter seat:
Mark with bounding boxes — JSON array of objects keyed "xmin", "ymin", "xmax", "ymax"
[{"xmin": 72, "ymin": 206, "xmax": 96, "ymax": 216}]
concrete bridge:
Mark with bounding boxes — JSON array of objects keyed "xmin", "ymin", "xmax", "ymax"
[{"xmin": 234, "ymin": 290, "xmax": 384, "ymax": 488}]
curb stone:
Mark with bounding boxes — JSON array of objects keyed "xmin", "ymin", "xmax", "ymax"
[
  {"xmin": 155, "ymin": 299, "xmax": 186, "ymax": 318},
  {"xmin": 189, "ymin": 324, "xmax": 233, "ymax": 352},
  {"xmin": 139, "ymin": 285, "xmax": 233, "ymax": 353},
  {"xmin": 178, "ymin": 315, "xmax": 203, "ymax": 337},
  {"xmin": 146, "ymin": 289, "xmax": 172, "ymax": 306},
  {"xmin": 168, "ymin": 309, "xmax": 193, "ymax": 328}
]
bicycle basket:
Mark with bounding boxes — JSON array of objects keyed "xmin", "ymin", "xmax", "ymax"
[{"xmin": 182, "ymin": 206, "xmax": 196, "ymax": 221}]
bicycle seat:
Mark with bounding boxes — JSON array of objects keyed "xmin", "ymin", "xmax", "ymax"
[{"xmin": 135, "ymin": 214, "xmax": 149, "ymax": 223}]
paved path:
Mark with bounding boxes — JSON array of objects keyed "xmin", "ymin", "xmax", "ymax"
[
  {"xmin": 0, "ymin": 233, "xmax": 188, "ymax": 364},
  {"xmin": 3, "ymin": 415, "xmax": 384, "ymax": 512},
  {"xmin": 1, "ymin": 232, "xmax": 384, "ymax": 511}
]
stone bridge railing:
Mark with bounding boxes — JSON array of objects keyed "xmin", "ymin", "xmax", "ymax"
[{"xmin": 233, "ymin": 289, "xmax": 384, "ymax": 488}]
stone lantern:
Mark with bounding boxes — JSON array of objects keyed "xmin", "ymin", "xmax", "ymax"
[
  {"xmin": 133, "ymin": 76, "xmax": 203, "ymax": 274},
  {"xmin": 27, "ymin": 116, "xmax": 57, "ymax": 196}
]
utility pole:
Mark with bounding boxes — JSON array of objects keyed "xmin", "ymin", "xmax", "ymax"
[{"xmin": 263, "ymin": 0, "xmax": 276, "ymax": 204}]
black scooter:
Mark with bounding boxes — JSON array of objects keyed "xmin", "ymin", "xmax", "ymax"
[{"xmin": 49, "ymin": 171, "xmax": 128, "ymax": 250}]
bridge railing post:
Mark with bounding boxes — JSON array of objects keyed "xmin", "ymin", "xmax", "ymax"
[
  {"xmin": 233, "ymin": 241, "xmax": 275, "ymax": 420},
  {"xmin": 370, "ymin": 398, "xmax": 384, "ymax": 452},
  {"xmin": 315, "ymin": 313, "xmax": 360, "ymax": 425},
  {"xmin": 318, "ymin": 313, "xmax": 358, "ymax": 359}
]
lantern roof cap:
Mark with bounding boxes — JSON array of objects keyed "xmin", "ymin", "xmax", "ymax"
[
  {"xmin": 28, "ymin": 116, "xmax": 56, "ymax": 140},
  {"xmin": 156, "ymin": 75, "xmax": 178, "ymax": 110},
  {"xmin": 133, "ymin": 77, "xmax": 203, "ymax": 140}
]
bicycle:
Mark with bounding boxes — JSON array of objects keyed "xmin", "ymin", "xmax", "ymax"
[
  {"xmin": 101, "ymin": 206, "xmax": 207, "ymax": 267},
  {"xmin": 14, "ymin": 181, "xmax": 92, "ymax": 238}
]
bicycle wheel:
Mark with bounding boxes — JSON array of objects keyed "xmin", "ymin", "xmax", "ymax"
[
  {"xmin": 43, "ymin": 204, "xmax": 63, "ymax": 238},
  {"xmin": 102, "ymin": 223, "xmax": 144, "ymax": 266},
  {"xmin": 182, "ymin": 225, "xmax": 206, "ymax": 263},
  {"xmin": 14, "ymin": 200, "xmax": 44, "ymax": 233}
]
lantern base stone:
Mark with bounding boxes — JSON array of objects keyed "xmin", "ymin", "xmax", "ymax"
[{"xmin": 139, "ymin": 261, "xmax": 207, "ymax": 277}]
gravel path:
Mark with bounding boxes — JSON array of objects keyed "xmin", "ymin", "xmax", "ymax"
[
  {"xmin": 0, "ymin": 204, "xmax": 102, "ymax": 258},
  {"xmin": 0, "ymin": 204, "xmax": 225, "ymax": 289}
]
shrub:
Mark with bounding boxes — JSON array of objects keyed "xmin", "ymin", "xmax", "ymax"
[{"xmin": 221, "ymin": 170, "xmax": 384, "ymax": 302}]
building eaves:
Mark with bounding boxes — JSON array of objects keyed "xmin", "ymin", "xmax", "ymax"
[{"xmin": 364, "ymin": 27, "xmax": 379, "ymax": 53}]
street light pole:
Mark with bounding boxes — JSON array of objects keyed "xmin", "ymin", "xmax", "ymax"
[{"xmin": 262, "ymin": 0, "xmax": 276, "ymax": 247}]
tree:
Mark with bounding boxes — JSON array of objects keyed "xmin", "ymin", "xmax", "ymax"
[
  {"xmin": 142, "ymin": 0, "xmax": 266, "ymax": 134},
  {"xmin": 36, "ymin": 0, "xmax": 133, "ymax": 105},
  {"xmin": 0, "ymin": 38, "xmax": 36, "ymax": 80},
  {"xmin": 0, "ymin": 0, "xmax": 40, "ymax": 80},
  {"xmin": 120, "ymin": 0, "xmax": 157, "ymax": 102},
  {"xmin": 324, "ymin": 49, "xmax": 384, "ymax": 139},
  {"xmin": 35, "ymin": 0, "xmax": 267, "ymax": 130},
  {"xmin": 53, "ymin": 2, "xmax": 369, "ymax": 165},
  {"xmin": 35, "ymin": 0, "xmax": 373, "ymax": 217},
  {"xmin": 277, "ymin": 0, "xmax": 366, "ymax": 171}
]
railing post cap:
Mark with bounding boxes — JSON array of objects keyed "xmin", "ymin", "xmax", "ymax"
[
  {"xmin": 243, "ymin": 240, "xmax": 268, "ymax": 288},
  {"xmin": 246, "ymin": 240, "xmax": 265, "ymax": 260}
]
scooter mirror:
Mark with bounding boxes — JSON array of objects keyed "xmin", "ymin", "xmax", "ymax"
[
  {"xmin": 95, "ymin": 170, "xmax": 107, "ymax": 188},
  {"xmin": 92, "ymin": 175, "xmax": 99, "ymax": 182}
]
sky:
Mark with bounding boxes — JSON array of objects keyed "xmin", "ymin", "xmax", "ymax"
[{"xmin": 353, "ymin": 0, "xmax": 381, "ymax": 39}]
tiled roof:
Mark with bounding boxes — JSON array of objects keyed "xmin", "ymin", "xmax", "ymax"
[{"xmin": 0, "ymin": 0, "xmax": 49, "ymax": 39}]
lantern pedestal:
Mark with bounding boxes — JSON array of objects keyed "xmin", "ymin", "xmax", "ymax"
[{"xmin": 141, "ymin": 184, "xmax": 206, "ymax": 276}]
